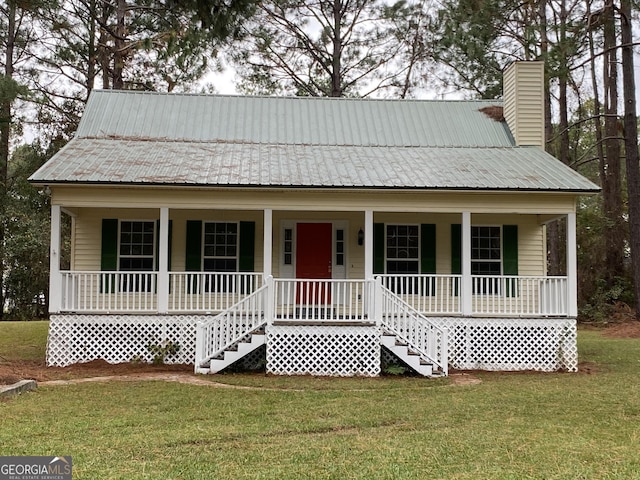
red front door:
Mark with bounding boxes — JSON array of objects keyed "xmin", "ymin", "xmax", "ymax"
[{"xmin": 296, "ymin": 223, "xmax": 332, "ymax": 304}]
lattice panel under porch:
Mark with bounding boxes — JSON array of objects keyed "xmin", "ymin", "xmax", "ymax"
[
  {"xmin": 266, "ymin": 325, "xmax": 380, "ymax": 377},
  {"xmin": 47, "ymin": 315, "xmax": 200, "ymax": 367},
  {"xmin": 429, "ymin": 317, "xmax": 577, "ymax": 372}
]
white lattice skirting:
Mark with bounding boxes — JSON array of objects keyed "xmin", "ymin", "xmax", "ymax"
[
  {"xmin": 266, "ymin": 325, "xmax": 380, "ymax": 377},
  {"xmin": 430, "ymin": 317, "xmax": 578, "ymax": 372},
  {"xmin": 48, "ymin": 315, "xmax": 577, "ymax": 373},
  {"xmin": 47, "ymin": 315, "xmax": 200, "ymax": 367}
]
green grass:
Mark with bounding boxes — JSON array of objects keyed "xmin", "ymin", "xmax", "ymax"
[
  {"xmin": 1, "ymin": 326, "xmax": 640, "ymax": 479},
  {"xmin": 0, "ymin": 320, "xmax": 49, "ymax": 362}
]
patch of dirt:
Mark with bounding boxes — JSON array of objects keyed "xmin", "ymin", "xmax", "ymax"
[
  {"xmin": 601, "ymin": 321, "xmax": 640, "ymax": 339},
  {"xmin": 449, "ymin": 373, "xmax": 482, "ymax": 386},
  {"xmin": 577, "ymin": 361, "xmax": 601, "ymax": 374},
  {"xmin": 0, "ymin": 359, "xmax": 192, "ymax": 385}
]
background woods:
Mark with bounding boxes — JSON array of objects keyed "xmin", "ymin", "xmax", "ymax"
[{"xmin": 1, "ymin": 0, "xmax": 639, "ymax": 321}]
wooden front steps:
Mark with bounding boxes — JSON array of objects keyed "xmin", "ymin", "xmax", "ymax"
[
  {"xmin": 381, "ymin": 331, "xmax": 443, "ymax": 377},
  {"xmin": 197, "ymin": 328, "xmax": 266, "ymax": 374}
]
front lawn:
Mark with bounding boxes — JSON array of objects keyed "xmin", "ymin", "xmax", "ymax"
[{"xmin": 1, "ymin": 325, "xmax": 639, "ymax": 479}]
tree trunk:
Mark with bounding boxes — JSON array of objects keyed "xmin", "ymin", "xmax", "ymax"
[
  {"xmin": 541, "ymin": 0, "xmax": 561, "ymax": 276},
  {"xmin": 602, "ymin": 2, "xmax": 624, "ymax": 281},
  {"xmin": 330, "ymin": 0, "xmax": 342, "ymax": 97},
  {"xmin": 620, "ymin": 0, "xmax": 640, "ymax": 318},
  {"xmin": 113, "ymin": 0, "xmax": 127, "ymax": 89},
  {"xmin": 0, "ymin": 0, "xmax": 17, "ymax": 320}
]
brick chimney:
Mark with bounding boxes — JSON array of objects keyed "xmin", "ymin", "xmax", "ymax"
[{"xmin": 503, "ymin": 61, "xmax": 545, "ymax": 148}]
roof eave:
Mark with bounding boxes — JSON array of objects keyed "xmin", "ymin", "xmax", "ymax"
[{"xmin": 29, "ymin": 179, "xmax": 601, "ymax": 194}]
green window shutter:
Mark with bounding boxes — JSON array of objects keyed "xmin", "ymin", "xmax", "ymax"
[
  {"xmin": 451, "ymin": 224, "xmax": 461, "ymax": 296},
  {"xmin": 503, "ymin": 225, "xmax": 518, "ymax": 297},
  {"xmin": 420, "ymin": 224, "xmax": 436, "ymax": 273},
  {"xmin": 421, "ymin": 224, "xmax": 436, "ymax": 296},
  {"xmin": 168, "ymin": 220, "xmax": 173, "ymax": 271},
  {"xmin": 502, "ymin": 225, "xmax": 518, "ymax": 275},
  {"xmin": 239, "ymin": 221, "xmax": 255, "ymax": 272},
  {"xmin": 100, "ymin": 219, "xmax": 118, "ymax": 293},
  {"xmin": 185, "ymin": 220, "xmax": 202, "ymax": 271},
  {"xmin": 101, "ymin": 219, "xmax": 118, "ymax": 271},
  {"xmin": 451, "ymin": 224, "xmax": 461, "ymax": 274},
  {"xmin": 373, "ymin": 223, "xmax": 385, "ymax": 275}
]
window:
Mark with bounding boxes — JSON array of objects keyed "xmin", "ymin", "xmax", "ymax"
[
  {"xmin": 118, "ymin": 220, "xmax": 156, "ymax": 292},
  {"xmin": 283, "ymin": 228, "xmax": 293, "ymax": 265},
  {"xmin": 386, "ymin": 225, "xmax": 419, "ymax": 274},
  {"xmin": 335, "ymin": 229, "xmax": 345, "ymax": 266},
  {"xmin": 385, "ymin": 225, "xmax": 420, "ymax": 294},
  {"xmin": 471, "ymin": 226, "xmax": 501, "ymax": 294},
  {"xmin": 203, "ymin": 222, "xmax": 238, "ymax": 272},
  {"xmin": 119, "ymin": 221, "xmax": 155, "ymax": 271}
]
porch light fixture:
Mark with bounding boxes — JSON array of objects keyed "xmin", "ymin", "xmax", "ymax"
[
  {"xmin": 44, "ymin": 185, "xmax": 51, "ymax": 195},
  {"xmin": 358, "ymin": 228, "xmax": 364, "ymax": 246}
]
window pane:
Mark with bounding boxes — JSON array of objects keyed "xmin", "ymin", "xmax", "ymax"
[
  {"xmin": 203, "ymin": 222, "xmax": 238, "ymax": 272},
  {"xmin": 119, "ymin": 221, "xmax": 155, "ymax": 275},
  {"xmin": 387, "ymin": 261, "xmax": 419, "ymax": 274}
]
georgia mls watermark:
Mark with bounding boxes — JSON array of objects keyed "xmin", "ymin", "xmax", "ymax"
[{"xmin": 0, "ymin": 456, "xmax": 72, "ymax": 480}]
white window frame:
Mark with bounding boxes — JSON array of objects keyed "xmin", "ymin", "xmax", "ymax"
[
  {"xmin": 385, "ymin": 223, "xmax": 420, "ymax": 275},
  {"xmin": 202, "ymin": 221, "xmax": 239, "ymax": 272},
  {"xmin": 118, "ymin": 219, "xmax": 156, "ymax": 272}
]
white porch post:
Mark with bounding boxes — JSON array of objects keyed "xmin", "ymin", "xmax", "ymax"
[
  {"xmin": 158, "ymin": 207, "xmax": 170, "ymax": 313},
  {"xmin": 566, "ymin": 212, "xmax": 578, "ymax": 317},
  {"xmin": 263, "ymin": 208, "xmax": 273, "ymax": 279},
  {"xmin": 461, "ymin": 211, "xmax": 473, "ymax": 315},
  {"xmin": 364, "ymin": 210, "xmax": 374, "ymax": 279},
  {"xmin": 49, "ymin": 204, "xmax": 62, "ymax": 313}
]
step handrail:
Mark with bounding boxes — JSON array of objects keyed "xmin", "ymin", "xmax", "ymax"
[
  {"xmin": 195, "ymin": 283, "xmax": 269, "ymax": 369},
  {"xmin": 378, "ymin": 282, "xmax": 448, "ymax": 375}
]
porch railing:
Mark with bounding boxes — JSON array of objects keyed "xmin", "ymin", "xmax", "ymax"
[
  {"xmin": 471, "ymin": 275, "xmax": 568, "ymax": 316},
  {"xmin": 273, "ymin": 279, "xmax": 370, "ymax": 321},
  {"xmin": 379, "ymin": 274, "xmax": 462, "ymax": 315},
  {"xmin": 380, "ymin": 274, "xmax": 568, "ymax": 317},
  {"xmin": 60, "ymin": 271, "xmax": 158, "ymax": 312},
  {"xmin": 168, "ymin": 272, "xmax": 263, "ymax": 312},
  {"xmin": 57, "ymin": 271, "xmax": 569, "ymax": 317}
]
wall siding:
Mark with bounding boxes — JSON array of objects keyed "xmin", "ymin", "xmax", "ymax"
[
  {"xmin": 503, "ymin": 61, "xmax": 545, "ymax": 148},
  {"xmin": 71, "ymin": 209, "xmax": 547, "ymax": 277}
]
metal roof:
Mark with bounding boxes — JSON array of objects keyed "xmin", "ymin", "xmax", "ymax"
[
  {"xmin": 30, "ymin": 90, "xmax": 599, "ymax": 192},
  {"xmin": 30, "ymin": 138, "xmax": 599, "ymax": 192},
  {"xmin": 76, "ymin": 90, "xmax": 514, "ymax": 148}
]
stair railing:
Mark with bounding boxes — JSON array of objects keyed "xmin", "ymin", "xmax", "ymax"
[
  {"xmin": 374, "ymin": 277, "xmax": 448, "ymax": 375},
  {"xmin": 195, "ymin": 282, "xmax": 269, "ymax": 370}
]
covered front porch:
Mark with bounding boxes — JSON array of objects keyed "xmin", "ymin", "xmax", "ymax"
[{"xmin": 46, "ymin": 199, "xmax": 579, "ymax": 375}]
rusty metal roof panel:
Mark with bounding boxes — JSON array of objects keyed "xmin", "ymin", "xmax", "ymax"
[
  {"xmin": 30, "ymin": 139, "xmax": 599, "ymax": 192},
  {"xmin": 76, "ymin": 90, "xmax": 514, "ymax": 147}
]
